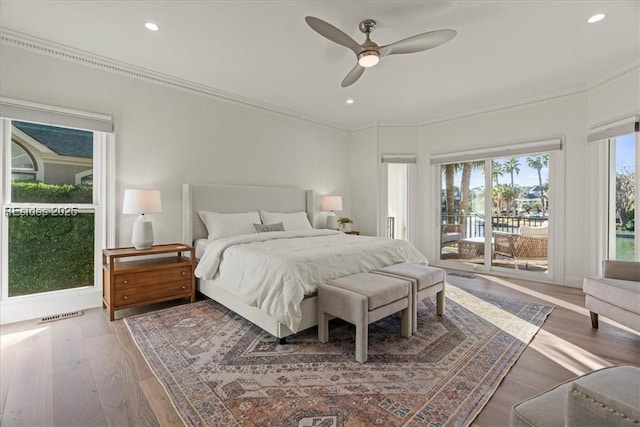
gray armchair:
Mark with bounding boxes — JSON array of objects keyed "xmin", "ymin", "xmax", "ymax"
[{"xmin": 583, "ymin": 260, "xmax": 640, "ymax": 331}]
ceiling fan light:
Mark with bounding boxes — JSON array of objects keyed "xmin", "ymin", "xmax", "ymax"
[
  {"xmin": 588, "ymin": 13, "xmax": 605, "ymax": 23},
  {"xmin": 358, "ymin": 51, "xmax": 379, "ymax": 68},
  {"xmin": 145, "ymin": 22, "xmax": 159, "ymax": 31}
]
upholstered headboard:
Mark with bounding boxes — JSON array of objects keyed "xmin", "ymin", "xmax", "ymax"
[{"xmin": 182, "ymin": 183, "xmax": 316, "ymax": 244}]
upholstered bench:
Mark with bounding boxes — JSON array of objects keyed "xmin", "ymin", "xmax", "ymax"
[
  {"xmin": 374, "ymin": 263, "xmax": 446, "ymax": 333},
  {"xmin": 318, "ymin": 272, "xmax": 412, "ymax": 363},
  {"xmin": 510, "ymin": 365, "xmax": 640, "ymax": 427}
]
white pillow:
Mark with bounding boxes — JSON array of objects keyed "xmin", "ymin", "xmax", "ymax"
[
  {"xmin": 260, "ymin": 210, "xmax": 312, "ymax": 231},
  {"xmin": 519, "ymin": 222, "xmax": 548, "ymax": 236},
  {"xmin": 198, "ymin": 211, "xmax": 261, "ymax": 240}
]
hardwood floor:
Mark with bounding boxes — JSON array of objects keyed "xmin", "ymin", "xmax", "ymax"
[{"xmin": 1, "ymin": 274, "xmax": 639, "ymax": 426}]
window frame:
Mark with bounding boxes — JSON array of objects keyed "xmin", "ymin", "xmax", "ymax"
[
  {"xmin": 430, "ymin": 139, "xmax": 564, "ymax": 282},
  {"xmin": 0, "ymin": 99, "xmax": 114, "ymax": 324},
  {"xmin": 586, "ymin": 120, "xmax": 639, "ymax": 276},
  {"xmin": 379, "ymin": 154, "xmax": 418, "ymax": 243}
]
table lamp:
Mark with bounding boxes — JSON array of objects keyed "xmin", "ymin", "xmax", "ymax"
[
  {"xmin": 321, "ymin": 195, "xmax": 343, "ymax": 230},
  {"xmin": 122, "ymin": 189, "xmax": 162, "ymax": 249}
]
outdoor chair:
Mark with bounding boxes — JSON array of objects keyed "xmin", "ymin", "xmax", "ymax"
[
  {"xmin": 493, "ymin": 223, "xmax": 548, "ymax": 270},
  {"xmin": 441, "ymin": 224, "xmax": 462, "ymax": 248}
]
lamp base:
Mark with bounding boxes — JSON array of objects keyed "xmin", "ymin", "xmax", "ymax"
[
  {"xmin": 326, "ymin": 213, "xmax": 338, "ymax": 230},
  {"xmin": 132, "ymin": 215, "xmax": 154, "ymax": 249}
]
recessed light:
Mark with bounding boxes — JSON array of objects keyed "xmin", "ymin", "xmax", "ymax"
[
  {"xmin": 346, "ymin": 99, "xmax": 354, "ymax": 104},
  {"xmin": 588, "ymin": 13, "xmax": 605, "ymax": 23},
  {"xmin": 145, "ymin": 22, "xmax": 159, "ymax": 31}
]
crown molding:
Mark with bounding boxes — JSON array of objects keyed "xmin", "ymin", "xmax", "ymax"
[
  {"xmin": 357, "ymin": 60, "xmax": 639, "ymax": 131},
  {"xmin": 2, "ymin": 28, "xmax": 637, "ymax": 135},
  {"xmin": 586, "ymin": 59, "xmax": 640, "ymax": 91},
  {"xmin": 415, "ymin": 85, "xmax": 588, "ymax": 128},
  {"xmin": 0, "ymin": 28, "xmax": 351, "ymax": 133}
]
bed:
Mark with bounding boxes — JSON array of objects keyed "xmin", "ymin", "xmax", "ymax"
[{"xmin": 182, "ymin": 183, "xmax": 426, "ymax": 340}]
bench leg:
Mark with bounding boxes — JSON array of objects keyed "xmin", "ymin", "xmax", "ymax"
[
  {"xmin": 401, "ymin": 307, "xmax": 411, "ymax": 338},
  {"xmin": 436, "ymin": 289, "xmax": 446, "ymax": 316},
  {"xmin": 318, "ymin": 310, "xmax": 329, "ymax": 343},
  {"xmin": 590, "ymin": 312, "xmax": 599, "ymax": 329},
  {"xmin": 355, "ymin": 323, "xmax": 368, "ymax": 363},
  {"xmin": 412, "ymin": 286, "xmax": 418, "ymax": 334}
]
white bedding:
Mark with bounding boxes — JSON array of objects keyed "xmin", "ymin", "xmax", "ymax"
[{"xmin": 194, "ymin": 229, "xmax": 426, "ymax": 332}]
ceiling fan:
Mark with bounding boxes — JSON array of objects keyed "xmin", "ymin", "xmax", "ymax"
[{"xmin": 305, "ymin": 16, "xmax": 456, "ymax": 87}]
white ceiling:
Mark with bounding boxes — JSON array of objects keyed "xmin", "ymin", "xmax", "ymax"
[{"xmin": 1, "ymin": 1, "xmax": 638, "ymax": 130}]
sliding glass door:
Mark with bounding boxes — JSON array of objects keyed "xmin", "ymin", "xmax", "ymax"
[
  {"xmin": 438, "ymin": 150, "xmax": 553, "ymax": 277},
  {"xmin": 387, "ymin": 163, "xmax": 409, "ymax": 240},
  {"xmin": 440, "ymin": 161, "xmax": 486, "ymax": 264},
  {"xmin": 382, "ymin": 154, "xmax": 416, "ymax": 242}
]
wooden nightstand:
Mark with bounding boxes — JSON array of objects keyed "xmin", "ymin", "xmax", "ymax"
[
  {"xmin": 344, "ymin": 231, "xmax": 360, "ymax": 235},
  {"xmin": 102, "ymin": 243, "xmax": 195, "ymax": 321}
]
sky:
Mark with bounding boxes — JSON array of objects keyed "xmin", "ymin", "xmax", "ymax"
[
  {"xmin": 454, "ymin": 156, "xmax": 548, "ymax": 191},
  {"xmin": 616, "ymin": 133, "xmax": 636, "ymax": 171}
]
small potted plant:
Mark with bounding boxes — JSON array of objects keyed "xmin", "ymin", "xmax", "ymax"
[{"xmin": 337, "ymin": 217, "xmax": 353, "ymax": 232}]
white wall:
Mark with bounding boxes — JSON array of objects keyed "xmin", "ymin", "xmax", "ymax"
[
  {"xmin": 0, "ymin": 45, "xmax": 351, "ymax": 247},
  {"xmin": 416, "ymin": 95, "xmax": 587, "ymax": 285},
  {"xmin": 588, "ymin": 64, "xmax": 640, "ymax": 128},
  {"xmin": 349, "ymin": 127, "xmax": 378, "ymax": 236},
  {"xmin": 349, "ymin": 63, "xmax": 639, "ymax": 286}
]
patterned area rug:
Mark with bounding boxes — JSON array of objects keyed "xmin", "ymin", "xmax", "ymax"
[{"xmin": 125, "ymin": 285, "xmax": 553, "ymax": 426}]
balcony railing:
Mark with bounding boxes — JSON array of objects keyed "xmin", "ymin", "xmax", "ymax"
[{"xmin": 442, "ymin": 214, "xmax": 547, "ymax": 238}]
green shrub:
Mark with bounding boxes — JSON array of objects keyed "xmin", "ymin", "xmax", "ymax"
[
  {"xmin": 11, "ymin": 181, "xmax": 92, "ymax": 203},
  {"xmin": 8, "ymin": 182, "xmax": 95, "ymax": 297}
]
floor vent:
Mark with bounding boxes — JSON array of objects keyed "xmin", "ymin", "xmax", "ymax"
[
  {"xmin": 448, "ymin": 271, "xmax": 476, "ymax": 279},
  {"xmin": 38, "ymin": 310, "xmax": 83, "ymax": 324}
]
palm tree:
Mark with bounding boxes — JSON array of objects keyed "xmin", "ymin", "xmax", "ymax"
[
  {"xmin": 503, "ymin": 157, "xmax": 521, "ymax": 215},
  {"xmin": 526, "ymin": 154, "xmax": 549, "ymax": 216},
  {"xmin": 443, "ymin": 164, "xmax": 456, "ymax": 223},
  {"xmin": 459, "ymin": 161, "xmax": 484, "ymax": 237},
  {"xmin": 498, "ymin": 184, "xmax": 517, "ymax": 217},
  {"xmin": 492, "ymin": 185, "xmax": 503, "ymax": 215},
  {"xmin": 491, "ymin": 160, "xmax": 505, "ymax": 186},
  {"xmin": 504, "ymin": 156, "xmax": 521, "ymax": 190}
]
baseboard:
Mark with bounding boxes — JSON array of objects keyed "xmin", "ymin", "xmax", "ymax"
[{"xmin": 0, "ymin": 288, "xmax": 102, "ymax": 324}]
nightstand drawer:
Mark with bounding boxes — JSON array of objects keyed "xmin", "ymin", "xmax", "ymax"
[
  {"xmin": 114, "ymin": 280, "xmax": 192, "ymax": 308},
  {"xmin": 115, "ymin": 266, "xmax": 191, "ymax": 289},
  {"xmin": 102, "ymin": 244, "xmax": 196, "ymax": 320}
]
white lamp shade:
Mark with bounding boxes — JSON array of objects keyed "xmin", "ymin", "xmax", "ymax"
[
  {"xmin": 122, "ymin": 189, "xmax": 162, "ymax": 214},
  {"xmin": 321, "ymin": 196, "xmax": 343, "ymax": 212}
]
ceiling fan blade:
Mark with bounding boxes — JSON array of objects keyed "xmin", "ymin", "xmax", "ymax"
[
  {"xmin": 305, "ymin": 16, "xmax": 364, "ymax": 55},
  {"xmin": 341, "ymin": 64, "xmax": 365, "ymax": 87},
  {"xmin": 380, "ymin": 29, "xmax": 456, "ymax": 57}
]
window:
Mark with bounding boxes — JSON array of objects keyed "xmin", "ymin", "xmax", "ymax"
[
  {"xmin": 432, "ymin": 138, "xmax": 561, "ymax": 277},
  {"xmin": 587, "ymin": 117, "xmax": 639, "ymax": 271},
  {"xmin": 0, "ymin": 98, "xmax": 113, "ymax": 324},
  {"xmin": 608, "ymin": 133, "xmax": 637, "ymax": 261},
  {"xmin": 76, "ymin": 169, "xmax": 93, "ymax": 185},
  {"xmin": 5, "ymin": 121, "xmax": 95, "ymax": 297},
  {"xmin": 11, "ymin": 141, "xmax": 36, "ymax": 182}
]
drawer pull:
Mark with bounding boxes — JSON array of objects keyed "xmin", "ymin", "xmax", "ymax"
[
  {"xmin": 181, "ymin": 285, "xmax": 186, "ymax": 290},
  {"xmin": 181, "ymin": 271, "xmax": 186, "ymax": 276},
  {"xmin": 123, "ymin": 280, "xmax": 128, "ymax": 285},
  {"xmin": 123, "ymin": 295, "xmax": 128, "ymax": 300}
]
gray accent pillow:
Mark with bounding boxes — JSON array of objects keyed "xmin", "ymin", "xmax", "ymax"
[{"xmin": 253, "ymin": 222, "xmax": 285, "ymax": 233}]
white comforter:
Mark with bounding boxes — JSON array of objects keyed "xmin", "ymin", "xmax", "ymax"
[{"xmin": 195, "ymin": 229, "xmax": 426, "ymax": 332}]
